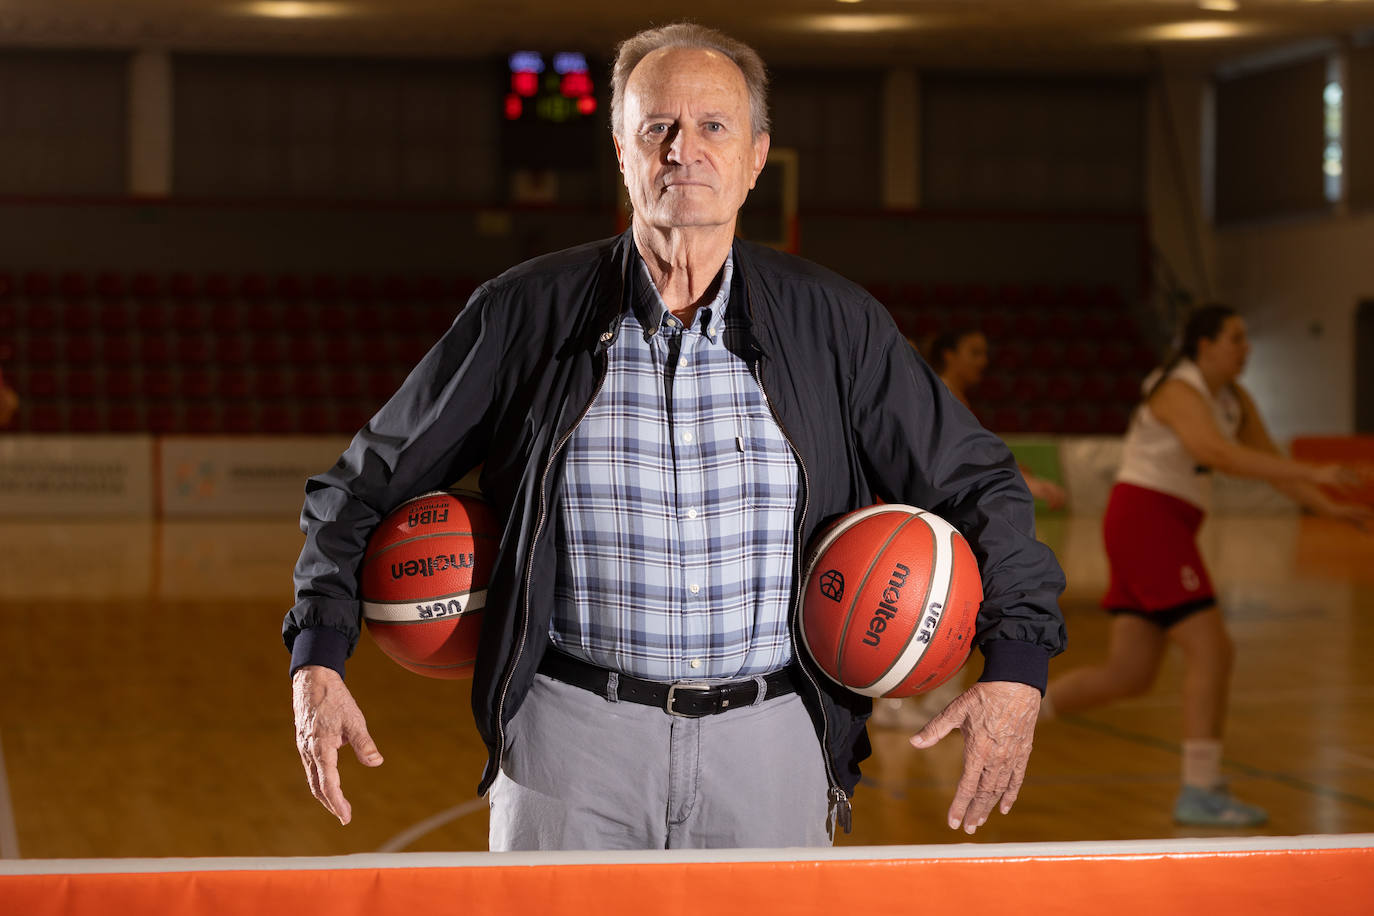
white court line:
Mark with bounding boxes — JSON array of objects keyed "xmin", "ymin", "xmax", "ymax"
[
  {"xmin": 376, "ymin": 798, "xmax": 487, "ymax": 853},
  {"xmin": 4, "ymin": 834, "xmax": 1374, "ymax": 875},
  {"xmin": 0, "ymin": 730, "xmax": 19, "ymax": 858}
]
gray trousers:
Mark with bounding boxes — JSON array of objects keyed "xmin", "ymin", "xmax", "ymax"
[{"xmin": 488, "ymin": 672, "xmax": 832, "ymax": 850}]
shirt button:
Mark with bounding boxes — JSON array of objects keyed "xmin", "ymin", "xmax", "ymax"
[
  {"xmin": 682, "ymin": 431, "xmax": 694, "ymax": 444},
  {"xmin": 689, "ymin": 583, "xmax": 701, "ymax": 594},
  {"xmin": 689, "ymin": 659, "xmax": 702, "ymax": 670},
  {"xmin": 686, "ymin": 508, "xmax": 698, "ymax": 519},
  {"xmin": 679, "ymin": 356, "xmax": 688, "ymax": 367}
]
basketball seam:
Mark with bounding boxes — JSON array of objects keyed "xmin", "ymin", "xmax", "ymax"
[
  {"xmin": 365, "ymin": 529, "xmax": 499, "ymax": 563},
  {"xmin": 833, "ymin": 512, "xmax": 924, "ymax": 686},
  {"xmin": 859, "ymin": 515, "xmax": 938, "ymax": 693}
]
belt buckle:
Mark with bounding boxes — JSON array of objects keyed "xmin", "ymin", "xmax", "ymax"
[{"xmin": 665, "ymin": 681, "xmax": 713, "ymax": 717}]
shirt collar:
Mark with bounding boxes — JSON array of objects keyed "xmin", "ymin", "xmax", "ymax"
[{"xmin": 631, "ymin": 248, "xmax": 732, "ymax": 341}]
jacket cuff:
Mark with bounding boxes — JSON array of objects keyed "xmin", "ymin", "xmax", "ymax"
[
  {"xmin": 976, "ymin": 640, "xmax": 1050, "ymax": 694},
  {"xmin": 289, "ymin": 627, "xmax": 350, "ymax": 680}
]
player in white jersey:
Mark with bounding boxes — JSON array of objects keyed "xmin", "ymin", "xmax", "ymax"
[{"xmin": 1042, "ymin": 304, "xmax": 1369, "ymax": 826}]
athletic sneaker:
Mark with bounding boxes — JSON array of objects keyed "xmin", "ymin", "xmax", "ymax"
[{"xmin": 1172, "ymin": 785, "xmax": 1268, "ymax": 827}]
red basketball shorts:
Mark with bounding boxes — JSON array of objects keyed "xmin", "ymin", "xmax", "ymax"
[{"xmin": 1101, "ymin": 482, "xmax": 1216, "ymax": 617}]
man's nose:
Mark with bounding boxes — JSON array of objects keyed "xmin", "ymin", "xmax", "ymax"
[{"xmin": 665, "ymin": 125, "xmax": 701, "ymax": 163}]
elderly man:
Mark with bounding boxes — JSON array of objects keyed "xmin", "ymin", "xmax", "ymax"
[{"xmin": 286, "ymin": 22, "xmax": 1065, "ymax": 850}]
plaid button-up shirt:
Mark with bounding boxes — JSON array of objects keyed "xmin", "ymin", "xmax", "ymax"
[{"xmin": 550, "ymin": 252, "xmax": 801, "ymax": 681}]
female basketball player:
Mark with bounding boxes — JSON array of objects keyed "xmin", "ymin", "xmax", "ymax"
[{"xmin": 1042, "ymin": 304, "xmax": 1370, "ymax": 826}]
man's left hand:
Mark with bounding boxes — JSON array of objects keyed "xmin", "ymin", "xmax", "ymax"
[{"xmin": 909, "ymin": 681, "xmax": 1040, "ymax": 835}]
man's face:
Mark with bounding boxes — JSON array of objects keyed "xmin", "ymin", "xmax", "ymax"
[{"xmin": 614, "ymin": 47, "xmax": 770, "ymax": 233}]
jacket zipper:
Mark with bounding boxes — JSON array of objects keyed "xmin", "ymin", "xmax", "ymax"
[
  {"xmin": 493, "ymin": 331, "xmax": 613, "ymax": 782},
  {"xmin": 747, "ymin": 337, "xmax": 852, "ymax": 834}
]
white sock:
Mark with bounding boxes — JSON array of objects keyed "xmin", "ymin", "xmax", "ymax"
[
  {"xmin": 1182, "ymin": 738, "xmax": 1223, "ymax": 788},
  {"xmin": 1039, "ymin": 692, "xmax": 1056, "ymax": 720}
]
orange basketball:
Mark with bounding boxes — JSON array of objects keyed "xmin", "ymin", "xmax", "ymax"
[
  {"xmin": 359, "ymin": 489, "xmax": 498, "ymax": 679},
  {"xmin": 800, "ymin": 504, "xmax": 982, "ymax": 698}
]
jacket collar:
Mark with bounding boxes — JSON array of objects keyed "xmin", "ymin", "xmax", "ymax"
[{"xmin": 593, "ymin": 229, "xmax": 766, "ymax": 358}]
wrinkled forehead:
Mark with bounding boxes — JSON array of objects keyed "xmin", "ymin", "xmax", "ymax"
[{"xmin": 623, "ymin": 46, "xmax": 751, "ymax": 118}]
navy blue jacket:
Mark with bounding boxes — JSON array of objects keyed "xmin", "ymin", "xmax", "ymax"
[{"xmin": 284, "ymin": 230, "xmax": 1066, "ymax": 805}]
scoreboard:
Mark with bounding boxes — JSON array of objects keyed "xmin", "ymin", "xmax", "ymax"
[{"xmin": 500, "ymin": 50, "xmax": 602, "ymax": 170}]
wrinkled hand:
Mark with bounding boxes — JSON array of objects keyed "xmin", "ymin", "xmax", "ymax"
[
  {"xmin": 292, "ymin": 665, "xmax": 383, "ymax": 825},
  {"xmin": 909, "ymin": 681, "xmax": 1040, "ymax": 834}
]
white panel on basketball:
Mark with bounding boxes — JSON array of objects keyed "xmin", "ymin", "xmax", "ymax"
[
  {"xmin": 861, "ymin": 511, "xmax": 956, "ymax": 697},
  {"xmin": 362, "ymin": 589, "xmax": 486, "ymax": 623}
]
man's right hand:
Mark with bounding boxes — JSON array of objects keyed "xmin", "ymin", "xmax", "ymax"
[{"xmin": 292, "ymin": 664, "xmax": 383, "ymax": 825}]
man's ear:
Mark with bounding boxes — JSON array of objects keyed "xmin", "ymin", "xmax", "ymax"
[
  {"xmin": 749, "ymin": 132, "xmax": 771, "ymax": 189},
  {"xmin": 613, "ymin": 133, "xmax": 626, "ymax": 173}
]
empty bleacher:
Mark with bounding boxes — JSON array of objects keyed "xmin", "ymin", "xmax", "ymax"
[
  {"xmin": 0, "ymin": 269, "xmax": 476, "ymax": 435},
  {"xmin": 1, "ymin": 269, "xmax": 1153, "ymax": 436}
]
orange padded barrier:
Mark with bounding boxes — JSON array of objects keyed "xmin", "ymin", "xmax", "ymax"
[
  {"xmin": 1292, "ymin": 436, "xmax": 1374, "ymax": 505},
  {"xmin": 2, "ymin": 841, "xmax": 1372, "ymax": 916}
]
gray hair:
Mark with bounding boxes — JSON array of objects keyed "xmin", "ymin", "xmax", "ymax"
[{"xmin": 610, "ymin": 22, "xmax": 771, "ymax": 138}]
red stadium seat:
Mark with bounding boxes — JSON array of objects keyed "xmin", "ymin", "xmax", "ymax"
[
  {"xmin": 995, "ymin": 283, "xmax": 1027, "ymax": 308},
  {"xmin": 346, "ymin": 275, "xmax": 377, "ymax": 302},
  {"xmin": 382, "ymin": 275, "xmax": 414, "ymax": 302},
  {"xmin": 1062, "ymin": 404, "xmax": 1100, "ymax": 435},
  {"xmin": 61, "ymin": 301, "xmax": 93, "ymax": 332},
  {"xmin": 141, "ymin": 368, "xmax": 176, "ymax": 399},
  {"xmin": 275, "ymin": 274, "xmax": 307, "ymax": 302},
  {"xmin": 1099, "ymin": 403, "xmax": 1132, "ymax": 434},
  {"xmin": 69, "ymin": 404, "xmax": 103, "ymax": 432},
  {"xmin": 1063, "ymin": 340, "xmax": 1098, "ymax": 371},
  {"xmin": 58, "ymin": 271, "xmax": 89, "ymax": 302},
  {"xmin": 293, "ymin": 366, "xmax": 326, "ymax": 401},
  {"xmin": 0, "ymin": 303, "xmax": 13, "ymax": 334},
  {"xmin": 103, "ymin": 334, "xmax": 137, "ymax": 365},
  {"xmin": 1027, "ymin": 405, "xmax": 1061, "ymax": 433},
  {"xmin": 253, "ymin": 369, "xmax": 288, "ymax": 399},
  {"xmin": 136, "ymin": 302, "xmax": 166, "ymax": 333},
  {"xmin": 261, "ymin": 403, "xmax": 296, "ymax": 434},
  {"xmin": 203, "ymin": 273, "xmax": 233, "ymax": 301},
  {"xmin": 224, "ymin": 404, "xmax": 257, "ymax": 434},
  {"xmin": 63, "ymin": 333, "xmax": 97, "ymax": 363},
  {"xmin": 1010, "ymin": 371, "xmax": 1047, "ymax": 404},
  {"xmin": 24, "ymin": 301, "xmax": 56, "ymax": 331},
  {"xmin": 1080, "ymin": 371, "xmax": 1113, "ymax": 402},
  {"xmin": 21, "ymin": 271, "xmax": 53, "ymax": 300},
  {"xmin": 186, "ymin": 403, "xmax": 222, "ymax": 434},
  {"xmin": 298, "ymin": 401, "xmax": 340, "ymax": 435},
  {"xmin": 239, "ymin": 273, "xmax": 269, "ymax": 300},
  {"xmin": 1044, "ymin": 371, "xmax": 1081, "ymax": 402},
  {"xmin": 98, "ymin": 302, "xmax": 130, "ymax": 333},
  {"xmin": 25, "ymin": 367, "xmax": 58, "ymax": 398},
  {"xmin": 172, "ymin": 303, "xmax": 206, "ymax": 333},
  {"xmin": 213, "ymin": 335, "xmax": 247, "ymax": 364},
  {"xmin": 106, "ymin": 368, "xmax": 137, "ymax": 399},
  {"xmin": 147, "ymin": 402, "xmax": 181, "ymax": 433},
  {"xmin": 217, "ymin": 367, "xmax": 252, "ymax": 400},
  {"xmin": 139, "ymin": 335, "xmax": 170, "ymax": 364},
  {"xmin": 989, "ymin": 405, "xmax": 1025, "ymax": 433},
  {"xmin": 174, "ymin": 334, "xmax": 210, "ymax": 364},
  {"xmin": 27, "ymin": 402, "xmax": 64, "ymax": 432},
  {"xmin": 129, "ymin": 272, "xmax": 160, "ymax": 300},
  {"xmin": 311, "ymin": 274, "xmax": 342, "ymax": 301},
  {"xmin": 28, "ymin": 332, "xmax": 59, "ymax": 363},
  {"xmin": 182, "ymin": 368, "xmax": 214, "ymax": 400},
  {"xmin": 94, "ymin": 272, "xmax": 125, "ymax": 302},
  {"xmin": 168, "ymin": 272, "xmax": 197, "ymax": 301},
  {"xmin": 245, "ymin": 302, "xmax": 276, "ymax": 335},
  {"xmin": 64, "ymin": 369, "xmax": 98, "ymax": 399},
  {"xmin": 109, "ymin": 403, "xmax": 142, "ymax": 432},
  {"xmin": 0, "ymin": 273, "xmax": 14, "ymax": 301}
]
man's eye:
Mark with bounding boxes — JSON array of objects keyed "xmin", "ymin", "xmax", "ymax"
[
  {"xmin": 646, "ymin": 124, "xmax": 669, "ymax": 135},
  {"xmin": 705, "ymin": 122, "xmax": 723, "ymax": 132}
]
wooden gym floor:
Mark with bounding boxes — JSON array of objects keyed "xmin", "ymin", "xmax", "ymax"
[{"xmin": 1, "ymin": 510, "xmax": 1372, "ymax": 859}]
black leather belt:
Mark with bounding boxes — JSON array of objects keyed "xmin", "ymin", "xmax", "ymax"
[{"xmin": 538, "ymin": 650, "xmax": 797, "ymax": 718}]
